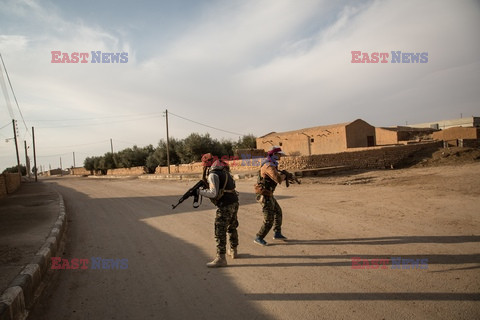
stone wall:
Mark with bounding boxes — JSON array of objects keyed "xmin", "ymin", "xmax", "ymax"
[
  {"xmin": 107, "ymin": 166, "xmax": 148, "ymax": 175},
  {"xmin": 151, "ymin": 142, "xmax": 441, "ymax": 174},
  {"xmin": 0, "ymin": 173, "xmax": 21, "ymax": 197},
  {"xmin": 279, "ymin": 141, "xmax": 442, "ymax": 171},
  {"xmin": 70, "ymin": 167, "xmax": 93, "ymax": 175}
]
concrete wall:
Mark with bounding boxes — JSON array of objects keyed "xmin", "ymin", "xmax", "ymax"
[{"xmin": 0, "ymin": 173, "xmax": 21, "ymax": 197}]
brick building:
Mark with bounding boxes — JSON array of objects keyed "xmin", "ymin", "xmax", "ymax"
[{"xmin": 256, "ymin": 119, "xmax": 376, "ymax": 156}]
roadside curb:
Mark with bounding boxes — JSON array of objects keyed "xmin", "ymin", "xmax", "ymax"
[{"xmin": 0, "ymin": 193, "xmax": 67, "ymax": 320}]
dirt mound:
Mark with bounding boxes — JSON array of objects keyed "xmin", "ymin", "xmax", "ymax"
[{"xmin": 412, "ymin": 146, "xmax": 480, "ymax": 167}]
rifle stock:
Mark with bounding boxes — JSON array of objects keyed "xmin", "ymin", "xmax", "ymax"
[{"xmin": 172, "ymin": 180, "xmax": 206, "ymax": 209}]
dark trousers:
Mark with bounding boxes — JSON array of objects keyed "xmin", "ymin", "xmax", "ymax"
[{"xmin": 256, "ymin": 196, "xmax": 282, "ymax": 239}]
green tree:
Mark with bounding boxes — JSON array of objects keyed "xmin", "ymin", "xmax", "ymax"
[
  {"xmin": 235, "ymin": 134, "xmax": 257, "ymax": 149},
  {"xmin": 2, "ymin": 165, "xmax": 26, "ymax": 175},
  {"xmin": 146, "ymin": 138, "xmax": 182, "ymax": 172},
  {"xmin": 178, "ymin": 133, "xmax": 214, "ymax": 163},
  {"xmin": 100, "ymin": 152, "xmax": 117, "ymax": 170},
  {"xmin": 116, "ymin": 145, "xmax": 153, "ymax": 168}
]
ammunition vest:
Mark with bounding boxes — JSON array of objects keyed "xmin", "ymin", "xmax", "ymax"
[
  {"xmin": 209, "ymin": 168, "xmax": 238, "ymax": 206},
  {"xmin": 256, "ymin": 165, "xmax": 278, "ymax": 196}
]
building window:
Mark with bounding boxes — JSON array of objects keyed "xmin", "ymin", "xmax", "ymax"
[
  {"xmin": 279, "ymin": 142, "xmax": 283, "ymax": 146},
  {"xmin": 310, "ymin": 138, "xmax": 314, "ymax": 143}
]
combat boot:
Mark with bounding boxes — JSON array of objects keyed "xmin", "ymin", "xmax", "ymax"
[
  {"xmin": 206, "ymin": 254, "xmax": 227, "ymax": 268},
  {"xmin": 273, "ymin": 232, "xmax": 287, "ymax": 240},
  {"xmin": 227, "ymin": 248, "xmax": 238, "ymax": 259}
]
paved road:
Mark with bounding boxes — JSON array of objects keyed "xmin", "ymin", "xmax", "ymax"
[{"xmin": 28, "ymin": 167, "xmax": 480, "ymax": 319}]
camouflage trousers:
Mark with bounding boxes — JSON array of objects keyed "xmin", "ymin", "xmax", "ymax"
[
  {"xmin": 256, "ymin": 196, "xmax": 282, "ymax": 239},
  {"xmin": 214, "ymin": 202, "xmax": 239, "ymax": 255}
]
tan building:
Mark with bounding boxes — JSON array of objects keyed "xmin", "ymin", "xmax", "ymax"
[
  {"xmin": 376, "ymin": 126, "xmax": 437, "ymax": 145},
  {"xmin": 432, "ymin": 126, "xmax": 480, "ymax": 147},
  {"xmin": 256, "ymin": 119, "xmax": 376, "ymax": 156}
]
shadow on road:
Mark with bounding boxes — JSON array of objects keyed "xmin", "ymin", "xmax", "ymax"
[
  {"xmin": 29, "ymin": 178, "xmax": 479, "ymax": 319},
  {"xmin": 29, "ymin": 181, "xmax": 277, "ymax": 320}
]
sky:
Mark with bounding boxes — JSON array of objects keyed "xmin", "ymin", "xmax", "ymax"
[{"xmin": 0, "ymin": 0, "xmax": 479, "ymax": 172}]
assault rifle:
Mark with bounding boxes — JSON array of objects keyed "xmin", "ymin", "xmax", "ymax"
[
  {"xmin": 280, "ymin": 170, "xmax": 301, "ymax": 187},
  {"xmin": 172, "ymin": 180, "xmax": 206, "ymax": 209}
]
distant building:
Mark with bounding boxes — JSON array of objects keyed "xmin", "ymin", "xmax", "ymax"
[
  {"xmin": 432, "ymin": 127, "xmax": 480, "ymax": 148},
  {"xmin": 375, "ymin": 126, "xmax": 437, "ymax": 145},
  {"xmin": 408, "ymin": 116, "xmax": 479, "ymax": 130},
  {"xmin": 256, "ymin": 119, "xmax": 376, "ymax": 156}
]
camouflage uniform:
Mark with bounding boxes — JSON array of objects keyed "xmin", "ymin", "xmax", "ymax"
[
  {"xmin": 255, "ymin": 161, "xmax": 284, "ymax": 239},
  {"xmin": 199, "ymin": 158, "xmax": 239, "ymax": 264},
  {"xmin": 214, "ymin": 202, "xmax": 239, "ymax": 254},
  {"xmin": 257, "ymin": 195, "xmax": 282, "ymax": 239}
]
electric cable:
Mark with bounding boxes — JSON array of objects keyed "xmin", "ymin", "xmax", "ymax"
[{"xmin": 168, "ymin": 111, "xmax": 244, "ymax": 136}]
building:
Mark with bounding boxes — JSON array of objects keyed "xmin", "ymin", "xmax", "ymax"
[
  {"xmin": 432, "ymin": 127, "xmax": 480, "ymax": 147},
  {"xmin": 375, "ymin": 126, "xmax": 437, "ymax": 145},
  {"xmin": 256, "ymin": 119, "xmax": 376, "ymax": 156},
  {"xmin": 408, "ymin": 116, "xmax": 479, "ymax": 130}
]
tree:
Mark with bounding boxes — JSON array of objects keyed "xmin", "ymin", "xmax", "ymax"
[
  {"xmin": 2, "ymin": 165, "xmax": 26, "ymax": 175},
  {"xmin": 235, "ymin": 134, "xmax": 257, "ymax": 149},
  {"xmin": 178, "ymin": 133, "xmax": 217, "ymax": 163},
  {"xmin": 146, "ymin": 138, "xmax": 182, "ymax": 172},
  {"xmin": 115, "ymin": 145, "xmax": 150, "ymax": 168}
]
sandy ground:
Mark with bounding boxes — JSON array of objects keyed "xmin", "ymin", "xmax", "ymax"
[
  {"xmin": 28, "ymin": 163, "xmax": 480, "ymax": 319},
  {"xmin": 0, "ymin": 182, "xmax": 60, "ymax": 293}
]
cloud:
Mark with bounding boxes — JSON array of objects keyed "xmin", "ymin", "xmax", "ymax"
[{"xmin": 0, "ymin": 0, "xmax": 479, "ymax": 170}]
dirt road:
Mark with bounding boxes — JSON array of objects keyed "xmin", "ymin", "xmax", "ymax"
[{"xmin": 29, "ymin": 163, "xmax": 480, "ymax": 319}]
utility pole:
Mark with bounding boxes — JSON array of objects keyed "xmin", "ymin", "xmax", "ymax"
[
  {"xmin": 60, "ymin": 157, "xmax": 63, "ymax": 176},
  {"xmin": 73, "ymin": 152, "xmax": 76, "ymax": 168},
  {"xmin": 12, "ymin": 119, "xmax": 21, "ymax": 176},
  {"xmin": 165, "ymin": 109, "xmax": 171, "ymax": 174},
  {"xmin": 32, "ymin": 126, "xmax": 37, "ymax": 182},
  {"xmin": 24, "ymin": 140, "xmax": 30, "ymax": 178},
  {"xmin": 110, "ymin": 138, "xmax": 114, "ymax": 154}
]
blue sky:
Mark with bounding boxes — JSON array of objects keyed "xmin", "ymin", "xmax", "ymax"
[{"xmin": 0, "ymin": 0, "xmax": 479, "ymax": 171}]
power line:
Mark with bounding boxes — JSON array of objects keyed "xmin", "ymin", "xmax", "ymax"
[
  {"xmin": 35, "ymin": 113, "xmax": 164, "ymax": 128},
  {"xmin": 0, "ymin": 58, "xmax": 14, "ymax": 119},
  {"xmin": 26, "ymin": 111, "xmax": 164, "ymax": 122},
  {"xmin": 37, "ymin": 152, "xmax": 72, "ymax": 158},
  {"xmin": 169, "ymin": 111, "xmax": 244, "ymax": 136},
  {"xmin": 40, "ymin": 139, "xmax": 111, "ymax": 150},
  {"xmin": 0, "ymin": 121, "xmax": 11, "ymax": 130},
  {"xmin": 0, "ymin": 53, "xmax": 30, "ymax": 137}
]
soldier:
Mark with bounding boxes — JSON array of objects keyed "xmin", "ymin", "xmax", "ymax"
[
  {"xmin": 254, "ymin": 146, "xmax": 288, "ymax": 246},
  {"xmin": 199, "ymin": 153, "xmax": 239, "ymax": 268}
]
